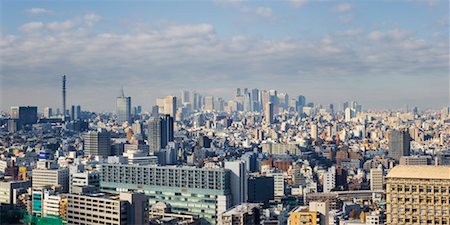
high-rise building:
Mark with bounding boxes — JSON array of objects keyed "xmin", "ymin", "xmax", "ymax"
[
  {"xmin": 248, "ymin": 176, "xmax": 274, "ymax": 207},
  {"xmin": 205, "ymin": 96, "xmax": 215, "ymax": 111},
  {"xmin": 116, "ymin": 89, "xmax": 131, "ymax": 124},
  {"xmin": 224, "ymin": 161, "xmax": 248, "ymax": 207},
  {"xmin": 164, "ymin": 95, "xmax": 177, "ymax": 117},
  {"xmin": 32, "ymin": 160, "xmax": 69, "ymax": 193},
  {"xmin": 67, "ymin": 192, "xmax": 149, "ymax": 225},
  {"xmin": 181, "ymin": 90, "xmax": 190, "ymax": 104},
  {"xmin": 323, "ymin": 166, "xmax": 336, "ymax": 193},
  {"xmin": 310, "ymin": 124, "xmax": 318, "ymax": 140},
  {"xmin": 10, "ymin": 106, "xmax": 38, "ymax": 128},
  {"xmin": 385, "ymin": 166, "xmax": 450, "ymax": 225},
  {"xmin": 370, "ymin": 165, "xmax": 384, "ymax": 191},
  {"xmin": 43, "ymin": 107, "xmax": 52, "ymax": 118},
  {"xmin": 147, "ymin": 115, "xmax": 174, "ymax": 152},
  {"xmin": 388, "ymin": 129, "xmax": 411, "ymax": 161},
  {"xmin": 62, "ymin": 75, "xmax": 67, "ymax": 121},
  {"xmin": 100, "ymin": 164, "xmax": 232, "ymax": 224},
  {"xmin": 265, "ymin": 102, "xmax": 274, "ymax": 124},
  {"xmin": 83, "ymin": 130, "xmax": 111, "ymax": 157}
]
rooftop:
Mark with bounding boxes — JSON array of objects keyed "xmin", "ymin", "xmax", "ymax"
[{"xmin": 386, "ymin": 166, "xmax": 450, "ymax": 180}]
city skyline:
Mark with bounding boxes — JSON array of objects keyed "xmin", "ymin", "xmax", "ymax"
[{"xmin": 1, "ymin": 0, "xmax": 449, "ymax": 111}]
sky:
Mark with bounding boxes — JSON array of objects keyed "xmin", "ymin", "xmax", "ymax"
[{"xmin": 1, "ymin": 0, "xmax": 449, "ymax": 112}]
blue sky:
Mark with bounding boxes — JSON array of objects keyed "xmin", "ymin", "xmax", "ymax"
[{"xmin": 1, "ymin": 0, "xmax": 449, "ymax": 112}]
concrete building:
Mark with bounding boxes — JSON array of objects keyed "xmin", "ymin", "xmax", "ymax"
[
  {"xmin": 147, "ymin": 115, "xmax": 174, "ymax": 153},
  {"xmin": 0, "ymin": 179, "xmax": 30, "ymax": 206},
  {"xmin": 265, "ymin": 102, "xmax": 274, "ymax": 124},
  {"xmin": 271, "ymin": 172, "xmax": 285, "ymax": 197},
  {"xmin": 218, "ymin": 203, "xmax": 262, "ymax": 225},
  {"xmin": 323, "ymin": 166, "xmax": 336, "ymax": 193},
  {"xmin": 387, "ymin": 129, "xmax": 411, "ymax": 161},
  {"xmin": 385, "ymin": 166, "xmax": 450, "ymax": 225},
  {"xmin": 399, "ymin": 155, "xmax": 431, "ymax": 165},
  {"xmin": 369, "ymin": 166, "xmax": 384, "ymax": 191},
  {"xmin": 32, "ymin": 160, "xmax": 69, "ymax": 193},
  {"xmin": 288, "ymin": 207, "xmax": 320, "ymax": 225},
  {"xmin": 205, "ymin": 96, "xmax": 215, "ymax": 111},
  {"xmin": 116, "ymin": 89, "xmax": 132, "ymax": 124},
  {"xmin": 164, "ymin": 95, "xmax": 177, "ymax": 117},
  {"xmin": 83, "ymin": 130, "xmax": 111, "ymax": 158},
  {"xmin": 100, "ymin": 164, "xmax": 232, "ymax": 224},
  {"xmin": 67, "ymin": 192, "xmax": 149, "ymax": 225},
  {"xmin": 224, "ymin": 161, "xmax": 248, "ymax": 207}
]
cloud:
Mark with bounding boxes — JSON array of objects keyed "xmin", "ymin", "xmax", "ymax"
[
  {"xmin": 289, "ymin": 0, "xmax": 308, "ymax": 8},
  {"xmin": 47, "ymin": 20, "xmax": 77, "ymax": 31},
  {"xmin": 334, "ymin": 3, "xmax": 353, "ymax": 12},
  {"xmin": 2, "ymin": 15, "xmax": 449, "ymax": 111},
  {"xmin": 240, "ymin": 6, "xmax": 274, "ymax": 18},
  {"xmin": 19, "ymin": 21, "xmax": 45, "ymax": 32},
  {"xmin": 84, "ymin": 13, "xmax": 102, "ymax": 26},
  {"xmin": 26, "ymin": 7, "xmax": 52, "ymax": 15}
]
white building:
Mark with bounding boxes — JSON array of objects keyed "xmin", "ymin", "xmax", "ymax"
[
  {"xmin": 323, "ymin": 166, "xmax": 336, "ymax": 193},
  {"xmin": 224, "ymin": 161, "xmax": 248, "ymax": 207}
]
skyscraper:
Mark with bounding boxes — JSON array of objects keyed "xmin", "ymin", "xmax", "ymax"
[
  {"xmin": 62, "ymin": 75, "xmax": 67, "ymax": 121},
  {"xmin": 44, "ymin": 107, "xmax": 52, "ymax": 118},
  {"xmin": 163, "ymin": 95, "xmax": 177, "ymax": 117},
  {"xmin": 147, "ymin": 115, "xmax": 174, "ymax": 153},
  {"xmin": 205, "ymin": 96, "xmax": 214, "ymax": 111},
  {"xmin": 116, "ymin": 89, "xmax": 131, "ymax": 124},
  {"xmin": 388, "ymin": 129, "xmax": 411, "ymax": 161},
  {"xmin": 83, "ymin": 130, "xmax": 111, "ymax": 157},
  {"xmin": 224, "ymin": 161, "xmax": 248, "ymax": 207},
  {"xmin": 10, "ymin": 106, "xmax": 38, "ymax": 129},
  {"xmin": 265, "ymin": 102, "xmax": 274, "ymax": 124}
]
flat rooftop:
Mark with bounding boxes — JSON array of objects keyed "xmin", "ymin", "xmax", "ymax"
[{"xmin": 386, "ymin": 165, "xmax": 450, "ymax": 180}]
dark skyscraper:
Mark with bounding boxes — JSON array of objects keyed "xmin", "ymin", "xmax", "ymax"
[
  {"xmin": 147, "ymin": 115, "xmax": 174, "ymax": 153},
  {"xmin": 388, "ymin": 129, "xmax": 411, "ymax": 161},
  {"xmin": 10, "ymin": 106, "xmax": 38, "ymax": 129}
]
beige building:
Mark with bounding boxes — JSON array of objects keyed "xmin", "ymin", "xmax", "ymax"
[
  {"xmin": 218, "ymin": 203, "xmax": 262, "ymax": 225},
  {"xmin": 385, "ymin": 166, "xmax": 450, "ymax": 225},
  {"xmin": 369, "ymin": 166, "xmax": 384, "ymax": 191}
]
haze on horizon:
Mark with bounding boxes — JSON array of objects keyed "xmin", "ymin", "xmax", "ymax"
[{"xmin": 1, "ymin": 0, "xmax": 449, "ymax": 112}]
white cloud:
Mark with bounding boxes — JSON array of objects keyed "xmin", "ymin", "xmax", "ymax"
[
  {"xmin": 26, "ymin": 7, "xmax": 52, "ymax": 15},
  {"xmin": 290, "ymin": 0, "xmax": 308, "ymax": 8},
  {"xmin": 3, "ymin": 16, "xmax": 449, "ymax": 111},
  {"xmin": 334, "ymin": 3, "xmax": 353, "ymax": 12},
  {"xmin": 47, "ymin": 20, "xmax": 77, "ymax": 31},
  {"xmin": 240, "ymin": 6, "xmax": 274, "ymax": 18},
  {"xmin": 19, "ymin": 21, "xmax": 44, "ymax": 32},
  {"xmin": 84, "ymin": 13, "xmax": 102, "ymax": 26}
]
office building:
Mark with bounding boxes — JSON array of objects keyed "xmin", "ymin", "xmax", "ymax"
[
  {"xmin": 0, "ymin": 180, "xmax": 31, "ymax": 206},
  {"xmin": 385, "ymin": 166, "xmax": 450, "ymax": 225},
  {"xmin": 100, "ymin": 164, "xmax": 232, "ymax": 224},
  {"xmin": 323, "ymin": 166, "xmax": 336, "ymax": 193},
  {"xmin": 248, "ymin": 176, "xmax": 274, "ymax": 207},
  {"xmin": 10, "ymin": 106, "xmax": 38, "ymax": 129},
  {"xmin": 399, "ymin": 155, "xmax": 431, "ymax": 165},
  {"xmin": 67, "ymin": 192, "xmax": 149, "ymax": 225},
  {"xmin": 265, "ymin": 102, "xmax": 274, "ymax": 124},
  {"xmin": 70, "ymin": 169, "xmax": 100, "ymax": 194},
  {"xmin": 388, "ymin": 129, "xmax": 411, "ymax": 161},
  {"xmin": 205, "ymin": 96, "xmax": 215, "ymax": 111},
  {"xmin": 369, "ymin": 166, "xmax": 384, "ymax": 191},
  {"xmin": 32, "ymin": 161, "xmax": 69, "ymax": 193},
  {"xmin": 218, "ymin": 203, "xmax": 262, "ymax": 225},
  {"xmin": 147, "ymin": 115, "xmax": 174, "ymax": 152},
  {"xmin": 224, "ymin": 161, "xmax": 248, "ymax": 206},
  {"xmin": 44, "ymin": 107, "xmax": 52, "ymax": 118},
  {"xmin": 164, "ymin": 95, "xmax": 177, "ymax": 117},
  {"xmin": 116, "ymin": 89, "xmax": 132, "ymax": 124},
  {"xmin": 83, "ymin": 130, "xmax": 111, "ymax": 157}
]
